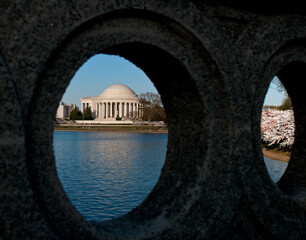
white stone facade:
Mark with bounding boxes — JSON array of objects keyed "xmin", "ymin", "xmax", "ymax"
[
  {"xmin": 56, "ymin": 102, "xmax": 77, "ymax": 119},
  {"xmin": 80, "ymin": 84, "xmax": 141, "ymax": 120}
]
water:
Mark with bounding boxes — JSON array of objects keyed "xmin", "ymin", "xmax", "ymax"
[
  {"xmin": 54, "ymin": 131, "xmax": 288, "ymax": 222},
  {"xmin": 54, "ymin": 131, "xmax": 167, "ymax": 222},
  {"xmin": 263, "ymin": 156, "xmax": 288, "ymax": 182}
]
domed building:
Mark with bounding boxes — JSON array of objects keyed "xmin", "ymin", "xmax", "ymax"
[{"xmin": 81, "ymin": 84, "xmax": 141, "ymax": 120}]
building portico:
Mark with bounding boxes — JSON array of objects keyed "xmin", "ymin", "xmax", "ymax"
[{"xmin": 81, "ymin": 84, "xmax": 141, "ymax": 120}]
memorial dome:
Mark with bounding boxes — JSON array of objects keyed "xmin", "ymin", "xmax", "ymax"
[
  {"xmin": 99, "ymin": 83, "xmax": 138, "ymax": 100},
  {"xmin": 81, "ymin": 83, "xmax": 140, "ymax": 120}
]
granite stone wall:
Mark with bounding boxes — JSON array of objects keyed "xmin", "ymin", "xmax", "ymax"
[{"xmin": 0, "ymin": 1, "xmax": 305, "ymax": 239}]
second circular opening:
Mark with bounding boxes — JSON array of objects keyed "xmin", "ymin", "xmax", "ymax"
[{"xmin": 54, "ymin": 54, "xmax": 168, "ymax": 221}]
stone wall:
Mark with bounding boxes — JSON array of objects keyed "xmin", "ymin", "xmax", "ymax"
[{"xmin": 0, "ymin": 1, "xmax": 305, "ymax": 239}]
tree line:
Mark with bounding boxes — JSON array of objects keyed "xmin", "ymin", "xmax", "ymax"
[
  {"xmin": 263, "ymin": 96, "xmax": 292, "ymax": 111},
  {"xmin": 70, "ymin": 106, "xmax": 93, "ymax": 120},
  {"xmin": 263, "ymin": 77, "xmax": 292, "ymax": 111},
  {"xmin": 138, "ymin": 92, "xmax": 166, "ymax": 122}
]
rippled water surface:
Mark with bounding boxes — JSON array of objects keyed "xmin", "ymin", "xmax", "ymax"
[
  {"xmin": 54, "ymin": 131, "xmax": 288, "ymax": 222},
  {"xmin": 264, "ymin": 156, "xmax": 288, "ymax": 182},
  {"xmin": 54, "ymin": 131, "xmax": 167, "ymax": 222}
]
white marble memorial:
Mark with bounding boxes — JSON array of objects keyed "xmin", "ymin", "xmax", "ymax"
[{"xmin": 81, "ymin": 84, "xmax": 141, "ymax": 121}]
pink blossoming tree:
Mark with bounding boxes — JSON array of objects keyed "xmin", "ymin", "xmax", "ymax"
[{"xmin": 261, "ymin": 109, "xmax": 295, "ymax": 149}]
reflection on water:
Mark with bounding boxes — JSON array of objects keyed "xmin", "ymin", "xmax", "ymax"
[
  {"xmin": 264, "ymin": 156, "xmax": 288, "ymax": 182},
  {"xmin": 54, "ymin": 131, "xmax": 167, "ymax": 222},
  {"xmin": 54, "ymin": 131, "xmax": 288, "ymax": 222}
]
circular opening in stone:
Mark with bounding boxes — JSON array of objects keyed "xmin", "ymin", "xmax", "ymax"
[
  {"xmin": 261, "ymin": 76, "xmax": 293, "ymax": 183},
  {"xmin": 273, "ymin": 62, "xmax": 306, "ymax": 201},
  {"xmin": 26, "ymin": 16, "xmax": 213, "ymax": 237},
  {"xmin": 54, "ymin": 53, "xmax": 168, "ymax": 222}
]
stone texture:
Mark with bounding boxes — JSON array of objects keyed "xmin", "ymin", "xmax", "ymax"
[{"xmin": 0, "ymin": 1, "xmax": 305, "ymax": 239}]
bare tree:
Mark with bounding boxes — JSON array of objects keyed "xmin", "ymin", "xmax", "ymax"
[
  {"xmin": 270, "ymin": 76, "xmax": 285, "ymax": 93},
  {"xmin": 139, "ymin": 92, "xmax": 163, "ymax": 107},
  {"xmin": 264, "ymin": 76, "xmax": 291, "ymax": 109},
  {"xmin": 139, "ymin": 92, "xmax": 165, "ymax": 122}
]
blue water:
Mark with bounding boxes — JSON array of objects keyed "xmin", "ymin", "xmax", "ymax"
[
  {"xmin": 263, "ymin": 157, "xmax": 288, "ymax": 182},
  {"xmin": 54, "ymin": 131, "xmax": 167, "ymax": 221},
  {"xmin": 54, "ymin": 131, "xmax": 288, "ymax": 222}
]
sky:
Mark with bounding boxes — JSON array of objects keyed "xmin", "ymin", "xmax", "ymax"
[
  {"xmin": 61, "ymin": 54, "xmax": 285, "ymax": 108},
  {"xmin": 264, "ymin": 76, "xmax": 286, "ymax": 106},
  {"xmin": 61, "ymin": 54, "xmax": 157, "ymax": 108}
]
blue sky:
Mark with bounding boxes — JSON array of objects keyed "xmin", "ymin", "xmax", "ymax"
[
  {"xmin": 264, "ymin": 76, "xmax": 286, "ymax": 106},
  {"xmin": 61, "ymin": 54, "xmax": 157, "ymax": 108},
  {"xmin": 61, "ymin": 54, "xmax": 285, "ymax": 108}
]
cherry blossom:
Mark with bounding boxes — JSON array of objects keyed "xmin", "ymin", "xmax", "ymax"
[{"xmin": 261, "ymin": 109, "xmax": 295, "ymax": 148}]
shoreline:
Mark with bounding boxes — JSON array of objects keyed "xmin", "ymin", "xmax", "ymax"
[
  {"xmin": 262, "ymin": 148, "xmax": 291, "ymax": 163},
  {"xmin": 54, "ymin": 126, "xmax": 168, "ymax": 134}
]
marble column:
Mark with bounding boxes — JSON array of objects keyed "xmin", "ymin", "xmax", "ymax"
[
  {"xmin": 106, "ymin": 102, "xmax": 108, "ymax": 119},
  {"xmin": 131, "ymin": 103, "xmax": 133, "ymax": 117},
  {"xmin": 99, "ymin": 103, "xmax": 101, "ymax": 118},
  {"xmin": 119, "ymin": 102, "xmax": 122, "ymax": 117},
  {"xmin": 135, "ymin": 103, "xmax": 138, "ymax": 118},
  {"xmin": 114, "ymin": 102, "xmax": 116, "ymax": 117},
  {"xmin": 116, "ymin": 102, "xmax": 118, "ymax": 117},
  {"xmin": 131, "ymin": 103, "xmax": 133, "ymax": 118},
  {"xmin": 111, "ymin": 102, "xmax": 113, "ymax": 118},
  {"xmin": 100, "ymin": 103, "xmax": 102, "ymax": 118},
  {"xmin": 134, "ymin": 103, "xmax": 137, "ymax": 117},
  {"xmin": 99, "ymin": 103, "xmax": 104, "ymax": 118},
  {"xmin": 114, "ymin": 102, "xmax": 116, "ymax": 118},
  {"xmin": 122, "ymin": 103, "xmax": 125, "ymax": 117},
  {"xmin": 123, "ymin": 102, "xmax": 126, "ymax": 117},
  {"xmin": 96, "ymin": 103, "xmax": 99, "ymax": 118},
  {"xmin": 104, "ymin": 102, "xmax": 106, "ymax": 119},
  {"xmin": 110, "ymin": 102, "xmax": 112, "ymax": 118},
  {"xmin": 112, "ymin": 102, "xmax": 115, "ymax": 118}
]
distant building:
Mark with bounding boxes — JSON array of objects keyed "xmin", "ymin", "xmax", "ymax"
[
  {"xmin": 56, "ymin": 102, "xmax": 77, "ymax": 119},
  {"xmin": 80, "ymin": 83, "xmax": 141, "ymax": 120}
]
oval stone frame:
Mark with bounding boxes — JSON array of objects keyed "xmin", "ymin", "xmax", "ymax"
[{"xmin": 25, "ymin": 10, "xmax": 236, "ymax": 239}]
